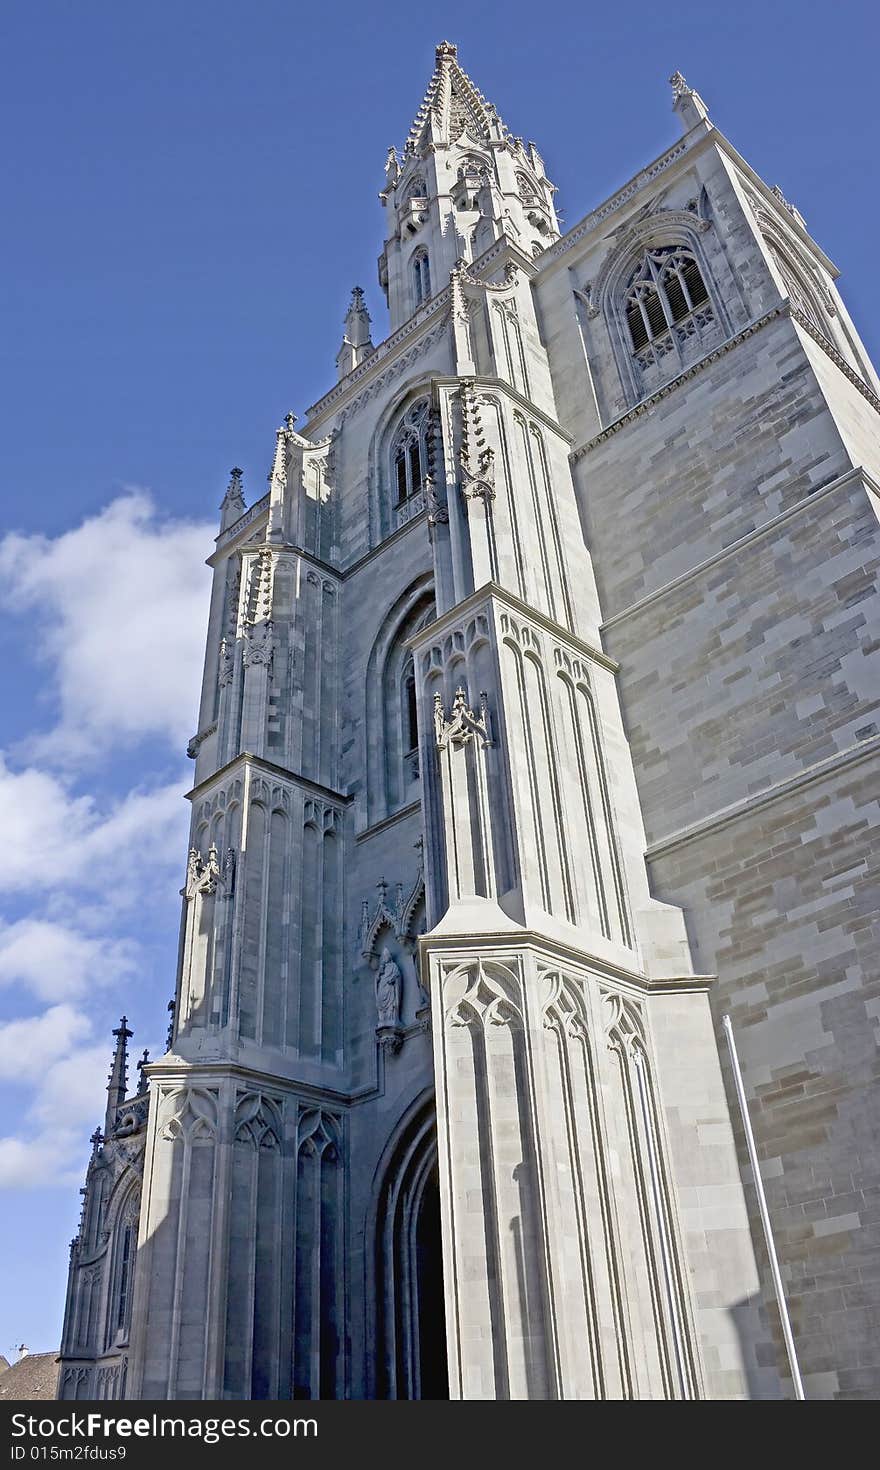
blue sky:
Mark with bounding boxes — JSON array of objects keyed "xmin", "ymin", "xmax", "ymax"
[{"xmin": 1, "ymin": 0, "xmax": 877, "ymax": 1357}]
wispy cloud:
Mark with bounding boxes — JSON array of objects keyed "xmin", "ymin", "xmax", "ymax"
[
  {"xmin": 0, "ymin": 1004, "xmax": 92, "ymax": 1082},
  {"xmin": 0, "ymin": 492, "xmax": 212, "ymax": 765},
  {"xmin": 0, "ymin": 921, "xmax": 139, "ymax": 1002},
  {"xmin": 0, "ymin": 492, "xmax": 213, "ymax": 1195},
  {"xmin": 0, "ymin": 755, "xmax": 189, "ymax": 895}
]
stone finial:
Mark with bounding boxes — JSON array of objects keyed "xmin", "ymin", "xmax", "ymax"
[
  {"xmin": 436, "ymin": 40, "xmax": 457, "ymax": 61},
  {"xmin": 136, "ymin": 1049, "xmax": 150, "ymax": 1094},
  {"xmin": 669, "ymin": 70, "xmax": 710, "ymax": 131},
  {"xmin": 335, "ymin": 286, "xmax": 375, "ymax": 381},
  {"xmin": 384, "ymin": 146, "xmax": 400, "ymax": 189},
  {"xmin": 219, "ymin": 466, "xmax": 247, "ymax": 530},
  {"xmin": 104, "ymin": 1016, "xmax": 133, "ymax": 1135},
  {"xmin": 771, "ymin": 184, "xmax": 806, "ymax": 228}
]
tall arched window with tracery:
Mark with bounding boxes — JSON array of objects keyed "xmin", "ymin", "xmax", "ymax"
[
  {"xmin": 621, "ymin": 244, "xmax": 722, "ymax": 395},
  {"xmin": 391, "ymin": 399, "xmax": 430, "ymax": 529},
  {"xmin": 412, "ymin": 248, "xmax": 431, "ymax": 308},
  {"xmin": 366, "ymin": 589, "xmax": 435, "ymax": 823}
]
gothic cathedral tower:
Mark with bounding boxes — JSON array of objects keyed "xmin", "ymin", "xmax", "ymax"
[{"xmin": 60, "ymin": 44, "xmax": 880, "ymax": 1401}]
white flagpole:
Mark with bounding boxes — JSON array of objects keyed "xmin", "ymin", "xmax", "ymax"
[{"xmin": 722, "ymin": 1013, "xmax": 806, "ymax": 1400}]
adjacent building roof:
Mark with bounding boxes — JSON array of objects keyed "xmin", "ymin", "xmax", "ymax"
[{"xmin": 0, "ymin": 1353, "xmax": 60, "ymax": 1400}]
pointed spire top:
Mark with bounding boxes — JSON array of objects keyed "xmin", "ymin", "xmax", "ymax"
[
  {"xmin": 401, "ymin": 41, "xmax": 509, "ymax": 157},
  {"xmin": 136, "ymin": 1049, "xmax": 150, "ymax": 1094},
  {"xmin": 669, "ymin": 71, "xmax": 710, "ymax": 131},
  {"xmin": 336, "ymin": 287, "xmax": 375, "ymax": 381},
  {"xmin": 219, "ymin": 466, "xmax": 247, "ymax": 529},
  {"xmin": 104, "ymin": 1016, "xmax": 132, "ymax": 1134}
]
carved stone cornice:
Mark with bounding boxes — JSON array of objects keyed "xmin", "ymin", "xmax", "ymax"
[{"xmin": 418, "ymin": 930, "xmax": 714, "ymax": 996}]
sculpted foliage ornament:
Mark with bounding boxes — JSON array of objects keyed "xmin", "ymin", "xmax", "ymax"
[
  {"xmin": 243, "ymin": 619, "xmax": 274, "ymax": 669},
  {"xmin": 434, "ymin": 687, "xmax": 491, "ymax": 749},
  {"xmin": 185, "ymin": 844, "xmax": 235, "ymax": 900}
]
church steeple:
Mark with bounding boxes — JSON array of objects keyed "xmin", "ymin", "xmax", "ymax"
[
  {"xmin": 104, "ymin": 1015, "xmax": 132, "ymax": 1135},
  {"xmin": 401, "ymin": 40, "xmax": 509, "ymax": 155},
  {"xmin": 378, "ymin": 42, "xmax": 559, "ymax": 330}
]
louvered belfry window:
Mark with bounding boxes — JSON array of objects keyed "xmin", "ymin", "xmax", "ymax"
[{"xmin": 624, "ymin": 247, "xmax": 711, "ymax": 351}]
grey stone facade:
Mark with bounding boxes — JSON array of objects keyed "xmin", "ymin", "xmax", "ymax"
[{"xmin": 59, "ymin": 48, "xmax": 879, "ymax": 1400}]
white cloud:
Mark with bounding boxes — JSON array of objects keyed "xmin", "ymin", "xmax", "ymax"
[
  {"xmin": 31, "ymin": 1044, "xmax": 118, "ymax": 1130},
  {"xmin": 0, "ymin": 754, "xmax": 188, "ymax": 894},
  {"xmin": 0, "ymin": 1004, "xmax": 92, "ymax": 1081},
  {"xmin": 0, "ymin": 1035, "xmax": 112, "ymax": 1191},
  {"xmin": 0, "ymin": 920, "xmax": 138, "ymax": 1002},
  {"xmin": 0, "ymin": 493, "xmax": 213, "ymax": 764},
  {"xmin": 0, "ymin": 1130, "xmax": 90, "ymax": 1191}
]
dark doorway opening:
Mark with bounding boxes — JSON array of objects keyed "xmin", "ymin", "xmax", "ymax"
[
  {"xmin": 372, "ymin": 1100, "xmax": 449, "ymax": 1399},
  {"xmin": 414, "ymin": 1164, "xmax": 448, "ymax": 1399}
]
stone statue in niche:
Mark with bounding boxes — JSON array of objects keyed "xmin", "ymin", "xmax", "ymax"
[{"xmin": 376, "ymin": 947, "xmax": 402, "ymax": 1028}]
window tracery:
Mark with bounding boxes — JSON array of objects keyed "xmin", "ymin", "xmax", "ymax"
[
  {"xmin": 618, "ymin": 244, "xmax": 720, "ymax": 394},
  {"xmin": 391, "ymin": 399, "xmax": 430, "ymax": 527}
]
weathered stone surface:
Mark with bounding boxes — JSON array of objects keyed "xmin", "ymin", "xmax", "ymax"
[{"xmin": 58, "ymin": 49, "xmax": 880, "ymax": 1402}]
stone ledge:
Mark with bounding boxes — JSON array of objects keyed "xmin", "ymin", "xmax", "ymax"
[
  {"xmin": 645, "ymin": 733, "xmax": 880, "ymax": 861},
  {"xmin": 600, "ymin": 465, "xmax": 875, "ymax": 631}
]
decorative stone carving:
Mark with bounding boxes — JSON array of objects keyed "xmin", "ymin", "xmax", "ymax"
[
  {"xmin": 424, "ymin": 475, "xmax": 449, "ymax": 527},
  {"xmin": 376, "ymin": 947, "xmax": 402, "ymax": 1027},
  {"xmin": 669, "ymin": 71, "xmax": 691, "ymax": 103},
  {"xmin": 186, "ymin": 844, "xmax": 221, "ymax": 898},
  {"xmin": 243, "ymin": 619, "xmax": 274, "ymax": 669},
  {"xmin": 218, "ymin": 637, "xmax": 235, "ymax": 687},
  {"xmin": 434, "ymin": 687, "xmax": 491, "ymax": 749},
  {"xmin": 219, "ymin": 466, "xmax": 246, "ymax": 523},
  {"xmin": 358, "ymin": 864, "xmax": 426, "ymax": 960}
]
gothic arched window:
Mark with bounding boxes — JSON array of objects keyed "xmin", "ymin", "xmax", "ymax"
[
  {"xmin": 391, "ymin": 400, "xmax": 430, "ymax": 525},
  {"xmin": 624, "ymin": 247, "xmax": 710, "ymax": 350},
  {"xmin": 619, "ymin": 243, "xmax": 721, "ymax": 396},
  {"xmin": 412, "ymin": 248, "xmax": 431, "ymax": 307},
  {"xmin": 402, "ymin": 657, "xmax": 420, "ymax": 784},
  {"xmin": 115, "ymin": 1224, "xmax": 132, "ymax": 1332},
  {"xmin": 405, "ymin": 174, "xmax": 427, "ymax": 200},
  {"xmin": 367, "ymin": 587, "xmax": 435, "ymax": 823}
]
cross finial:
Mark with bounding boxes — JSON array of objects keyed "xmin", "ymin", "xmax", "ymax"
[{"xmin": 136, "ymin": 1049, "xmax": 150, "ymax": 1093}]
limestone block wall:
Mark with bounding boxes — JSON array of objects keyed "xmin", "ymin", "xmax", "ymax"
[
  {"xmin": 647, "ymin": 763, "xmax": 880, "ymax": 1399},
  {"xmin": 567, "ymin": 282, "xmax": 880, "ymax": 1398}
]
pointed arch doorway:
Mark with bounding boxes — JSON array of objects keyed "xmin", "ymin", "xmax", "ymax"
[{"xmin": 370, "ymin": 1096, "xmax": 449, "ymax": 1400}]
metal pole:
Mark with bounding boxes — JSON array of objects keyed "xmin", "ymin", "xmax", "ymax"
[{"xmin": 722, "ymin": 1014, "xmax": 806, "ymax": 1399}]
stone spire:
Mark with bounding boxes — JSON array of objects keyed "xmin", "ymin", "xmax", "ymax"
[
  {"xmin": 402, "ymin": 40, "xmax": 509, "ymax": 155},
  {"xmin": 219, "ymin": 467, "xmax": 246, "ymax": 530},
  {"xmin": 136, "ymin": 1049, "xmax": 150, "ymax": 1094},
  {"xmin": 104, "ymin": 1016, "xmax": 132, "ymax": 1135},
  {"xmin": 335, "ymin": 287, "xmax": 375, "ymax": 380},
  {"xmin": 669, "ymin": 71, "xmax": 711, "ymax": 132}
]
